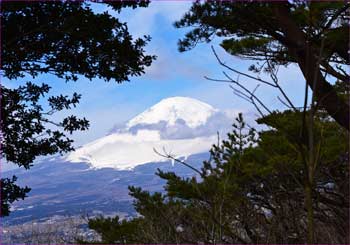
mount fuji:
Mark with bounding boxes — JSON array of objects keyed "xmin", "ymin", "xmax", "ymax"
[
  {"xmin": 2, "ymin": 97, "xmax": 235, "ymax": 226},
  {"xmin": 66, "ymin": 97, "xmax": 234, "ymax": 170}
]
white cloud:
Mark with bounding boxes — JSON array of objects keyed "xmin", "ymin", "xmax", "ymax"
[
  {"xmin": 119, "ymin": 1, "xmax": 191, "ymax": 38},
  {"xmin": 142, "ymin": 43, "xmax": 209, "ymax": 81}
]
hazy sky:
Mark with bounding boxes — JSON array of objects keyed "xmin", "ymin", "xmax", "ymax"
[{"xmin": 3, "ymin": 1, "xmax": 307, "ymax": 146}]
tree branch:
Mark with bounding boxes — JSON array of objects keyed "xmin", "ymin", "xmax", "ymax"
[
  {"xmin": 211, "ymin": 46, "xmax": 277, "ymax": 88},
  {"xmin": 153, "ymin": 148, "xmax": 203, "ymax": 177}
]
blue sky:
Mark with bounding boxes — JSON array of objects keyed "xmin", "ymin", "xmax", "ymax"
[{"xmin": 3, "ymin": 1, "xmax": 307, "ymax": 146}]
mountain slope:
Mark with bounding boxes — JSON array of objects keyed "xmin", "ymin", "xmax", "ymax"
[
  {"xmin": 3, "ymin": 153, "xmax": 209, "ymax": 225},
  {"xmin": 67, "ymin": 131, "xmax": 216, "ymax": 169}
]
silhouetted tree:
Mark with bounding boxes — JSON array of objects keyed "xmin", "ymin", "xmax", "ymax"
[
  {"xmin": 175, "ymin": 1, "xmax": 349, "ymax": 130},
  {"xmin": 0, "ymin": 0, "xmax": 155, "ymax": 216}
]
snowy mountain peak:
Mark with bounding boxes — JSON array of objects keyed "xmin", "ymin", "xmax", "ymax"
[
  {"xmin": 67, "ymin": 97, "xmax": 235, "ymax": 170},
  {"xmin": 127, "ymin": 96, "xmax": 217, "ymax": 129}
]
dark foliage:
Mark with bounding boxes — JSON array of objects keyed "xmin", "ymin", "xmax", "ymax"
[
  {"xmin": 175, "ymin": 1, "xmax": 350, "ymax": 130},
  {"xmin": 0, "ymin": 1, "xmax": 154, "ymax": 216},
  {"xmin": 2, "ymin": 1, "xmax": 154, "ymax": 82},
  {"xmin": 0, "ymin": 176, "xmax": 31, "ymax": 217},
  {"xmin": 1, "ymin": 83, "xmax": 89, "ymax": 169}
]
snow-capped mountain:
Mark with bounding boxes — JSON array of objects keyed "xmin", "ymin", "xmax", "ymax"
[
  {"xmin": 67, "ymin": 97, "xmax": 234, "ymax": 170},
  {"xmin": 127, "ymin": 97, "xmax": 217, "ymax": 129}
]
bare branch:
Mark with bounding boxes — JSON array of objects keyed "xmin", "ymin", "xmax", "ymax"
[
  {"xmin": 277, "ymin": 96, "xmax": 294, "ymax": 109},
  {"xmin": 211, "ymin": 46, "xmax": 277, "ymax": 88},
  {"xmin": 223, "ymin": 72, "xmax": 272, "ymax": 114},
  {"xmin": 266, "ymin": 58, "xmax": 297, "ymax": 110},
  {"xmin": 204, "ymin": 74, "xmax": 270, "ymax": 116},
  {"xmin": 231, "ymin": 86, "xmax": 265, "ymax": 117},
  {"xmin": 232, "ymin": 89, "xmax": 252, "ymax": 102},
  {"xmin": 153, "ymin": 148, "xmax": 203, "ymax": 177},
  {"xmin": 320, "ymin": 63, "xmax": 350, "ymax": 82}
]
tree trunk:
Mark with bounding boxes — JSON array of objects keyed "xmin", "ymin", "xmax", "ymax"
[
  {"xmin": 273, "ymin": 4, "xmax": 349, "ymax": 131},
  {"xmin": 305, "ymin": 183, "xmax": 315, "ymax": 244}
]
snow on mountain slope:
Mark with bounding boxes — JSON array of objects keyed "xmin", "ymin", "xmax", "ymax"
[
  {"xmin": 67, "ymin": 97, "xmax": 234, "ymax": 170},
  {"xmin": 67, "ymin": 130, "xmax": 216, "ymax": 170},
  {"xmin": 127, "ymin": 97, "xmax": 217, "ymax": 129}
]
